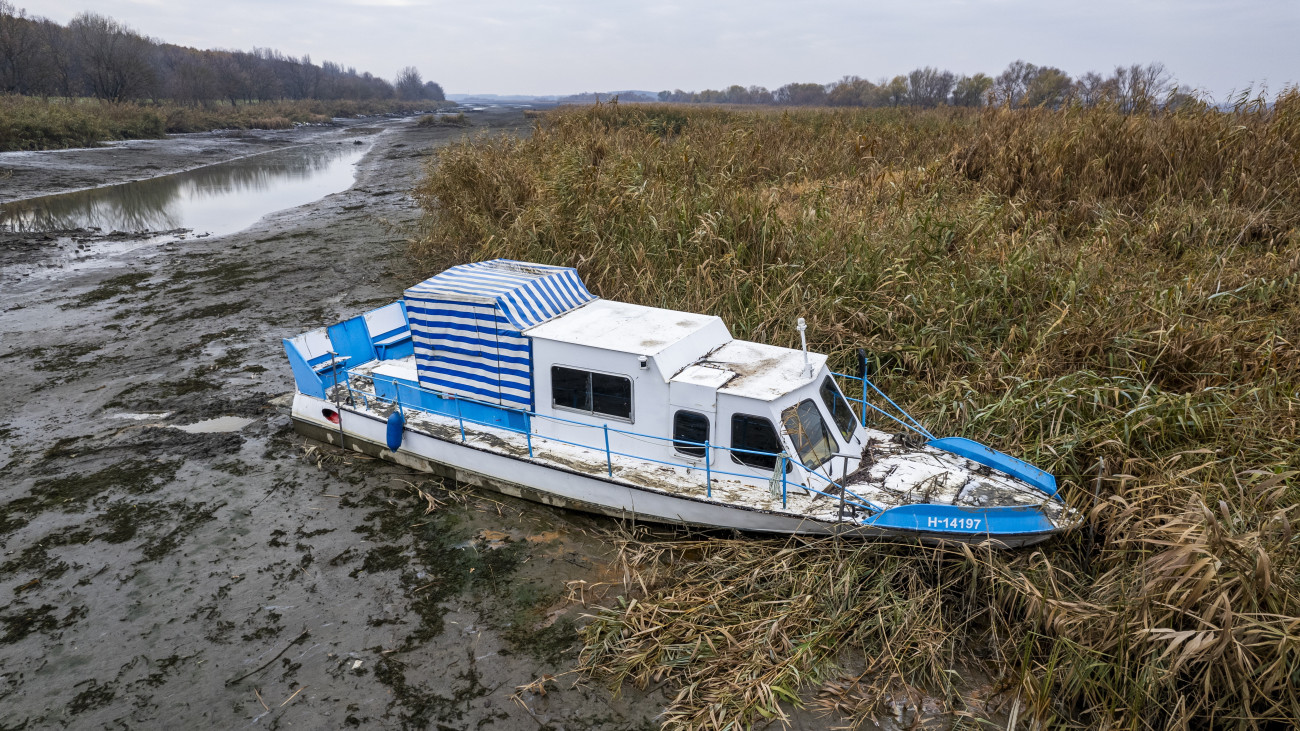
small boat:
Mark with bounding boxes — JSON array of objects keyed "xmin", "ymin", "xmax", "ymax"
[{"xmin": 284, "ymin": 259, "xmax": 1074, "ymax": 546}]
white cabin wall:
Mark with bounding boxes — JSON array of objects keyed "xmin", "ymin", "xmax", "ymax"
[
  {"xmin": 760, "ymin": 368, "xmax": 865, "ymax": 485},
  {"xmin": 654, "ymin": 319, "xmax": 732, "ymax": 379},
  {"xmin": 714, "ymin": 391, "xmax": 791, "ymax": 483},
  {"xmin": 530, "ymin": 339, "xmax": 675, "ymax": 459},
  {"xmin": 714, "ymin": 380, "xmax": 860, "ymax": 491},
  {"xmin": 525, "ymin": 343, "xmax": 864, "ymax": 484}
]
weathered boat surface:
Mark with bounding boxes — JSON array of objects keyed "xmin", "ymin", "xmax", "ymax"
[{"xmin": 284, "ymin": 259, "xmax": 1075, "ymax": 546}]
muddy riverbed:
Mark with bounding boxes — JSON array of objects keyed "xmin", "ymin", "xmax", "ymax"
[{"xmin": 0, "ymin": 109, "xmax": 669, "ymax": 729}]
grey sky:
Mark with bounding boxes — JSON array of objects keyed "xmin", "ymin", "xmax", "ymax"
[{"xmin": 30, "ymin": 1, "xmax": 1300, "ymax": 99}]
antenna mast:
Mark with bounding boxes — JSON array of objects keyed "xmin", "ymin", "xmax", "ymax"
[{"xmin": 797, "ymin": 318, "xmax": 812, "ymax": 377}]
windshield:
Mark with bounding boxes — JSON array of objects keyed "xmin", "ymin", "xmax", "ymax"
[
  {"xmin": 820, "ymin": 376, "xmax": 857, "ymax": 441},
  {"xmin": 781, "ymin": 399, "xmax": 836, "ymax": 470}
]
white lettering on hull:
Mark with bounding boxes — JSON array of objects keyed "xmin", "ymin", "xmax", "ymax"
[{"xmin": 927, "ymin": 516, "xmax": 983, "ymax": 531}]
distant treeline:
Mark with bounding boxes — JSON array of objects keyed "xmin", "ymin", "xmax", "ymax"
[
  {"xmin": 0, "ymin": 2, "xmax": 444, "ymax": 104},
  {"xmin": 559, "ymin": 91, "xmax": 657, "ymax": 104},
  {"xmin": 658, "ymin": 61, "xmax": 1203, "ymax": 111}
]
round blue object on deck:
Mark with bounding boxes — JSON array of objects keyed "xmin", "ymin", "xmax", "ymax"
[{"xmin": 386, "ymin": 411, "xmax": 405, "ymax": 452}]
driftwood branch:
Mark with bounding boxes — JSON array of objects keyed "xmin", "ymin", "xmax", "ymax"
[{"xmin": 225, "ymin": 630, "xmax": 311, "ymax": 686}]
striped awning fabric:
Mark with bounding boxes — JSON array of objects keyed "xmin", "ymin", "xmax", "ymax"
[
  {"xmin": 404, "ymin": 260, "xmax": 596, "ymax": 408},
  {"xmin": 404, "ymin": 260, "xmax": 596, "ymax": 330}
]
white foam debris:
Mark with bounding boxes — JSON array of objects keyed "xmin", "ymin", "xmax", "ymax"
[
  {"xmin": 175, "ymin": 416, "xmax": 254, "ymax": 433},
  {"xmin": 113, "ymin": 412, "xmax": 172, "ymax": 421}
]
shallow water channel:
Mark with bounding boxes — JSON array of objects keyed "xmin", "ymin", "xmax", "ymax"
[{"xmin": 0, "ymin": 140, "xmax": 368, "ymax": 236}]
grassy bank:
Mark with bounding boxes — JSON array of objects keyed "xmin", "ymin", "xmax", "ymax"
[
  {"xmin": 0, "ymin": 96, "xmax": 452, "ymax": 151},
  {"xmin": 412, "ymin": 101, "xmax": 1300, "ymax": 729}
]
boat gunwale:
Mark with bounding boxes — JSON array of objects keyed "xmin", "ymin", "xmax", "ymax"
[
  {"xmin": 299, "ymin": 393, "xmax": 1069, "ymax": 542},
  {"xmin": 339, "ymin": 357, "xmax": 1065, "ymax": 515}
]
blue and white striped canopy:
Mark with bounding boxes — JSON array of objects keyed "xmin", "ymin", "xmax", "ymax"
[
  {"xmin": 404, "ymin": 260, "xmax": 596, "ymax": 408},
  {"xmin": 404, "ymin": 259, "xmax": 596, "ymax": 331}
]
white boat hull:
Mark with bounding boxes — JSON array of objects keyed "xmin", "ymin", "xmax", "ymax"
[{"xmin": 291, "ymin": 394, "xmax": 1061, "ymax": 547}]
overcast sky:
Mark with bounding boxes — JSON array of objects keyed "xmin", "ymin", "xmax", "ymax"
[{"xmin": 30, "ymin": 1, "xmax": 1300, "ymax": 99}]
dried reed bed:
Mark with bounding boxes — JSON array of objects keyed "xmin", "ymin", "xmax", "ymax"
[
  {"xmin": 412, "ymin": 99, "xmax": 1300, "ymax": 728},
  {"xmin": 0, "ymin": 96, "xmax": 448, "ymax": 151}
]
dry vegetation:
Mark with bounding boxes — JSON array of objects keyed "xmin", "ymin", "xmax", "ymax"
[
  {"xmin": 416, "ymin": 111, "xmax": 470, "ymax": 128},
  {"xmin": 412, "ymin": 99, "xmax": 1300, "ymax": 729},
  {"xmin": 0, "ymin": 96, "xmax": 449, "ymax": 151}
]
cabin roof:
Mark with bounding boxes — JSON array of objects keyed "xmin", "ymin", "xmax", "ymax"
[
  {"xmin": 705, "ymin": 340, "xmax": 828, "ymax": 401},
  {"xmin": 524, "ymin": 299, "xmax": 729, "ymax": 358},
  {"xmin": 403, "ymin": 259, "xmax": 595, "ymax": 330}
]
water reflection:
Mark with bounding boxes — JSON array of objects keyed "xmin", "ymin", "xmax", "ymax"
[{"xmin": 1, "ymin": 142, "xmax": 368, "ymax": 236}]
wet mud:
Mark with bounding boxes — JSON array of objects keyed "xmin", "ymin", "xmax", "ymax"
[{"xmin": 0, "ymin": 109, "xmax": 666, "ymax": 729}]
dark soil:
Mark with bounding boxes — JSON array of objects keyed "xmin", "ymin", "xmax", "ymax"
[{"xmin": 0, "ymin": 109, "xmax": 663, "ymax": 729}]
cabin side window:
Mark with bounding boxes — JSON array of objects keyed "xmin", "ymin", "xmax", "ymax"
[
  {"xmin": 673, "ymin": 411, "xmax": 709, "ymax": 457},
  {"xmin": 551, "ymin": 366, "xmax": 633, "ymax": 420},
  {"xmin": 819, "ymin": 376, "xmax": 858, "ymax": 442},
  {"xmin": 729, "ymin": 413, "xmax": 781, "ymax": 470}
]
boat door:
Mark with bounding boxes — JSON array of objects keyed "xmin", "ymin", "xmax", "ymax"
[{"xmin": 667, "ymin": 365, "xmax": 732, "ymax": 466}]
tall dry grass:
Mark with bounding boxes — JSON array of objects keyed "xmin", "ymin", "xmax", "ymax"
[
  {"xmin": 0, "ymin": 96, "xmax": 451, "ymax": 151},
  {"xmin": 411, "ymin": 98, "xmax": 1300, "ymax": 729}
]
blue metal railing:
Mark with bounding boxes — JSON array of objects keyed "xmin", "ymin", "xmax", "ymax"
[
  {"xmin": 331, "ymin": 364, "xmax": 1065, "ymax": 538},
  {"xmin": 831, "ymin": 370, "xmax": 936, "ymax": 441},
  {"xmin": 338, "ymin": 370, "xmax": 883, "ymax": 514}
]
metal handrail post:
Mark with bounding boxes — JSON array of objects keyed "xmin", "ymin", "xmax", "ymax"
[
  {"xmin": 780, "ymin": 453, "xmax": 788, "ymax": 508},
  {"xmin": 838, "ymin": 454, "xmax": 848, "ymax": 528},
  {"xmin": 454, "ymin": 396, "xmax": 466, "ymax": 442},
  {"xmin": 603, "ymin": 424, "xmax": 613, "ymax": 477},
  {"xmin": 704, "ymin": 441, "xmax": 712, "ymax": 498},
  {"xmin": 524, "ymin": 410, "xmax": 533, "ymax": 458},
  {"xmin": 860, "ymin": 374, "xmax": 869, "ymax": 426}
]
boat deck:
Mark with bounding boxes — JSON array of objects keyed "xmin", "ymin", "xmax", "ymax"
[{"xmin": 331, "ymin": 358, "xmax": 1063, "ymax": 526}]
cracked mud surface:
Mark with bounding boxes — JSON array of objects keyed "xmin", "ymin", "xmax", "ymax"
[{"xmin": 0, "ymin": 109, "xmax": 664, "ymax": 729}]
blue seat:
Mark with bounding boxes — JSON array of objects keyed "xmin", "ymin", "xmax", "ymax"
[
  {"xmin": 284, "ymin": 328, "xmax": 349, "ymax": 399},
  {"xmin": 364, "ymin": 302, "xmax": 413, "ymax": 359}
]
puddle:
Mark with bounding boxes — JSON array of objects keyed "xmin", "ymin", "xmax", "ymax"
[
  {"xmin": 174, "ymin": 416, "xmax": 254, "ymax": 433},
  {"xmin": 1, "ymin": 141, "xmax": 369, "ymax": 237}
]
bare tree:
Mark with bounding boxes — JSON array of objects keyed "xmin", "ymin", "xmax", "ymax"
[
  {"xmin": 164, "ymin": 48, "xmax": 217, "ymax": 105},
  {"xmin": 395, "ymin": 66, "xmax": 425, "ymax": 100},
  {"xmin": 906, "ymin": 67, "xmax": 956, "ymax": 107},
  {"xmin": 0, "ymin": 1, "xmax": 48, "ymax": 94},
  {"xmin": 773, "ymin": 82, "xmax": 827, "ymax": 105},
  {"xmin": 1113, "ymin": 62, "xmax": 1172, "ymax": 112},
  {"xmin": 1072, "ymin": 71, "xmax": 1113, "ymax": 107},
  {"xmin": 69, "ymin": 12, "xmax": 155, "ymax": 101},
  {"xmin": 245, "ymin": 48, "xmax": 283, "ymax": 101},
  {"xmin": 991, "ymin": 60, "xmax": 1037, "ymax": 107},
  {"xmin": 38, "ymin": 18, "xmax": 76, "ymax": 97},
  {"xmin": 281, "ymin": 54, "xmax": 320, "ymax": 99},
  {"xmin": 211, "ymin": 52, "xmax": 251, "ymax": 106}
]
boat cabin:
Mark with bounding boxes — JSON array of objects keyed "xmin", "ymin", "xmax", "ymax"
[{"xmin": 284, "ymin": 259, "xmax": 867, "ymax": 490}]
